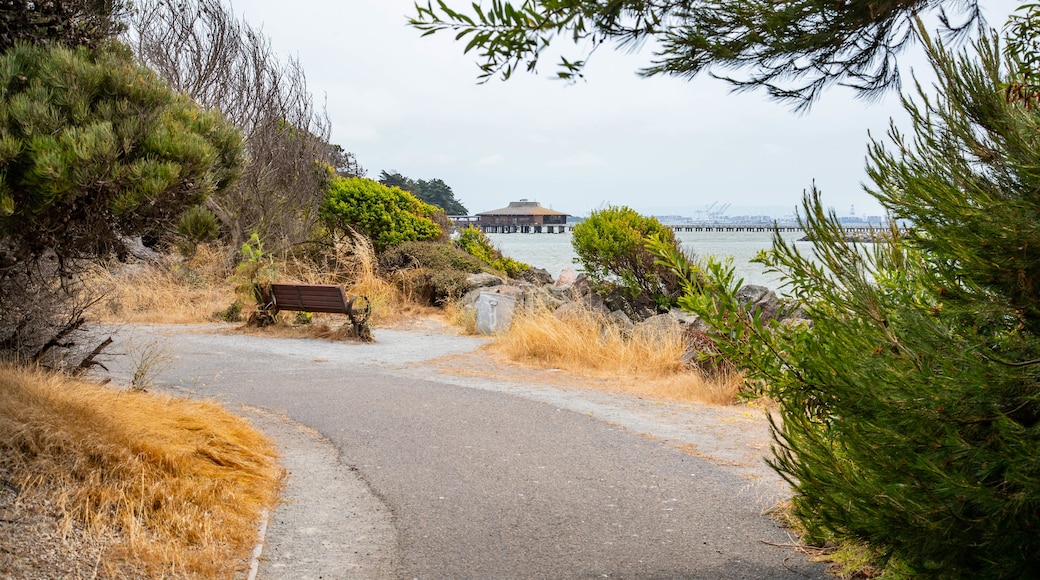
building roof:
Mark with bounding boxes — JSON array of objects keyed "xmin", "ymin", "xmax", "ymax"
[{"xmin": 476, "ymin": 199, "xmax": 569, "ymax": 217}]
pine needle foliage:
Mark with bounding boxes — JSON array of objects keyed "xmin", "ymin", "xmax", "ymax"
[
  {"xmin": 0, "ymin": 42, "xmax": 242, "ymax": 363},
  {"xmin": 0, "ymin": 42, "xmax": 242, "ymax": 271},
  {"xmin": 411, "ymin": 0, "xmax": 982, "ymax": 109},
  {"xmin": 655, "ymin": 30, "xmax": 1040, "ymax": 578}
]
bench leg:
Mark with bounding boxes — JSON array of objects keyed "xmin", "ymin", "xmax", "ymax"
[{"xmin": 347, "ymin": 296, "xmax": 373, "ymax": 342}]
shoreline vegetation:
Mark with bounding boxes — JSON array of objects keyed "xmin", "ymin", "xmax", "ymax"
[{"xmin": 2, "ymin": 232, "xmax": 761, "ymax": 577}]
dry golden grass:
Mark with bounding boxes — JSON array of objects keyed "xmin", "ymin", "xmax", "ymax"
[
  {"xmin": 490, "ymin": 306, "xmax": 744, "ymax": 405},
  {"xmin": 90, "ymin": 244, "xmax": 236, "ymax": 324},
  {"xmin": 89, "ymin": 236, "xmax": 436, "ymax": 327},
  {"xmin": 0, "ymin": 365, "xmax": 283, "ymax": 578},
  {"xmin": 275, "ymin": 234, "xmax": 436, "ymax": 327}
]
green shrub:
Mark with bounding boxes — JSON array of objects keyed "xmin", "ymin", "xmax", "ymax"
[
  {"xmin": 379, "ymin": 241, "xmax": 486, "ymax": 305},
  {"xmin": 455, "ymin": 226, "xmax": 529, "ymax": 278},
  {"xmin": 571, "ymin": 206, "xmax": 681, "ymax": 308},
  {"xmin": 234, "ymin": 233, "xmax": 279, "ymax": 321},
  {"xmin": 320, "ymin": 177, "xmax": 442, "ymax": 252},
  {"xmin": 213, "ymin": 301, "xmax": 243, "ymax": 323}
]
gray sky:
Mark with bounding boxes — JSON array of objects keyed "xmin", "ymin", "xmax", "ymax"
[{"xmin": 234, "ymin": 1, "xmax": 1017, "ymax": 220}]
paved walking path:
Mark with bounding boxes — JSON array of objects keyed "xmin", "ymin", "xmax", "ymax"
[{"xmin": 102, "ymin": 322, "xmax": 827, "ymax": 579}]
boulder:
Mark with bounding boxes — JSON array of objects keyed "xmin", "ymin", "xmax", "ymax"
[
  {"xmin": 632, "ymin": 312, "xmax": 682, "ymax": 341},
  {"xmin": 475, "ymin": 292, "xmax": 516, "ymax": 335},
  {"xmin": 571, "ymin": 273, "xmax": 592, "ymax": 296},
  {"xmin": 555, "ymin": 268, "xmax": 578, "ymax": 286},
  {"xmin": 736, "ymin": 284, "xmax": 782, "ymax": 322},
  {"xmin": 465, "ymin": 272, "xmax": 505, "ymax": 290},
  {"xmin": 667, "ymin": 307, "xmax": 702, "ymax": 327},
  {"xmin": 523, "ymin": 285, "xmax": 566, "ymax": 311},
  {"xmin": 553, "ymin": 301, "xmax": 589, "ymax": 322},
  {"xmin": 606, "ymin": 310, "xmax": 635, "ymax": 336},
  {"xmin": 735, "ymin": 284, "xmax": 772, "ymax": 306},
  {"xmin": 520, "ymin": 267, "xmax": 553, "ymax": 285}
]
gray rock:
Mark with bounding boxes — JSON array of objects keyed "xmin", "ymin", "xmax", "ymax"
[
  {"xmin": 735, "ymin": 285, "xmax": 772, "ymax": 306},
  {"xmin": 554, "ymin": 301, "xmax": 589, "ymax": 322},
  {"xmin": 667, "ymin": 308, "xmax": 701, "ymax": 326},
  {"xmin": 475, "ymin": 292, "xmax": 516, "ymax": 335},
  {"xmin": 572, "ymin": 273, "xmax": 592, "ymax": 296},
  {"xmin": 606, "ymin": 310, "xmax": 635, "ymax": 335},
  {"xmin": 546, "ymin": 284, "xmax": 576, "ymax": 300},
  {"xmin": 520, "ymin": 267, "xmax": 553, "ymax": 285},
  {"xmin": 633, "ymin": 313, "xmax": 681, "ymax": 341},
  {"xmin": 466, "ymin": 272, "xmax": 505, "ymax": 290},
  {"xmin": 523, "ymin": 286, "xmax": 565, "ymax": 311},
  {"xmin": 736, "ymin": 284, "xmax": 783, "ymax": 322}
]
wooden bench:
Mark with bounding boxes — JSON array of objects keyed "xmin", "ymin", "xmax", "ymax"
[{"xmin": 259, "ymin": 283, "xmax": 372, "ymax": 340}]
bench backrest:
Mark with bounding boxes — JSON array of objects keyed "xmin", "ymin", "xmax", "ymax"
[{"xmin": 269, "ymin": 283, "xmax": 350, "ymax": 314}]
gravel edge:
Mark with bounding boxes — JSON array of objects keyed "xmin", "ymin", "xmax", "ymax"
[{"xmin": 240, "ymin": 407, "xmax": 401, "ymax": 579}]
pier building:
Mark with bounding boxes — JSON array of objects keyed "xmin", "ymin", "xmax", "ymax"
[{"xmin": 455, "ymin": 199, "xmax": 570, "ymax": 233}]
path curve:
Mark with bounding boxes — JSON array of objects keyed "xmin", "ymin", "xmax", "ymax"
[{"xmin": 100, "ymin": 323, "xmax": 826, "ymax": 579}]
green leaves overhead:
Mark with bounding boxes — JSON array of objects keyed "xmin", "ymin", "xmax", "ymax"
[{"xmin": 412, "ymin": 0, "xmax": 983, "ymax": 109}]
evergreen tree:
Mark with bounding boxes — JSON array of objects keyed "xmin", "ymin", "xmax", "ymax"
[
  {"xmin": 378, "ymin": 170, "xmax": 468, "ymax": 215},
  {"xmin": 415, "ymin": 178, "xmax": 468, "ymax": 215},
  {"xmin": 655, "ymin": 30, "xmax": 1040, "ymax": 576},
  {"xmin": 0, "ymin": 43, "xmax": 242, "ymax": 271},
  {"xmin": 0, "ymin": 43, "xmax": 242, "ymax": 362},
  {"xmin": 411, "ymin": 0, "xmax": 982, "ymax": 109}
]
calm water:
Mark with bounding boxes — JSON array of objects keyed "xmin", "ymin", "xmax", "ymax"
[{"xmin": 486, "ymin": 230, "xmax": 811, "ymax": 291}]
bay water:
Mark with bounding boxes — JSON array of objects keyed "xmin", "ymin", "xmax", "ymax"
[{"xmin": 486, "ymin": 230, "xmax": 812, "ymax": 292}]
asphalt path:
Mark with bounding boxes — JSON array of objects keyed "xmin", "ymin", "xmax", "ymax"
[{"xmin": 100, "ymin": 324, "xmax": 828, "ymax": 579}]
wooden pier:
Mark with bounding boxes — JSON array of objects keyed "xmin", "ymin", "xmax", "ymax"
[{"xmin": 451, "ymin": 215, "xmax": 886, "ymax": 235}]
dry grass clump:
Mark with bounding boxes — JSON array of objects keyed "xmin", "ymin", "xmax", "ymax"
[
  {"xmin": 274, "ymin": 234, "xmax": 434, "ymax": 327},
  {"xmin": 90, "ymin": 235, "xmax": 436, "ymax": 327},
  {"xmin": 90, "ymin": 244, "xmax": 235, "ymax": 324},
  {"xmin": 491, "ymin": 305, "xmax": 744, "ymax": 405},
  {"xmin": 0, "ymin": 364, "xmax": 283, "ymax": 578}
]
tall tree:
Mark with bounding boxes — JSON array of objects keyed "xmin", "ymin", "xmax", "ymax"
[
  {"xmin": 411, "ymin": 0, "xmax": 983, "ymax": 109},
  {"xmin": 378, "ymin": 170, "xmax": 468, "ymax": 215},
  {"xmin": 654, "ymin": 29, "xmax": 1040, "ymax": 576},
  {"xmin": 378, "ymin": 170, "xmax": 417, "ymax": 192},
  {"xmin": 128, "ymin": 0, "xmax": 363, "ymax": 251},
  {"xmin": 0, "ymin": 43, "xmax": 243, "ymax": 364},
  {"xmin": 415, "ymin": 178, "xmax": 468, "ymax": 215}
]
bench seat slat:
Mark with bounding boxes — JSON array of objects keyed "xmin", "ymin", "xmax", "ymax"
[{"xmin": 270, "ymin": 283, "xmax": 350, "ymax": 314}]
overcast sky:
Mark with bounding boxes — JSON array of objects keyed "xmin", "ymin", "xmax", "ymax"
[{"xmin": 232, "ymin": 1, "xmax": 1018, "ymax": 220}]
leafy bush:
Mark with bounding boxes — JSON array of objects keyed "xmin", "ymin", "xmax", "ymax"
[
  {"xmin": 660, "ymin": 32, "xmax": 1040, "ymax": 578},
  {"xmin": 379, "ymin": 241, "xmax": 485, "ymax": 305},
  {"xmin": 455, "ymin": 226, "xmax": 529, "ymax": 278},
  {"xmin": 320, "ymin": 177, "xmax": 442, "ymax": 252},
  {"xmin": 571, "ymin": 206, "xmax": 682, "ymax": 308}
]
